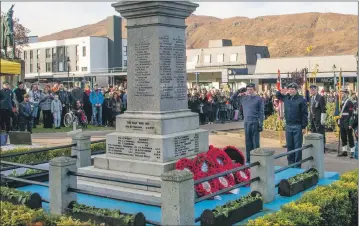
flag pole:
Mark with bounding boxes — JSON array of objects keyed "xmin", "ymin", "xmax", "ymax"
[{"xmin": 277, "ymin": 69, "xmax": 283, "ymax": 145}]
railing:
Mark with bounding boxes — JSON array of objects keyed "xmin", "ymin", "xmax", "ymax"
[{"xmin": 89, "ymin": 67, "xmax": 127, "ymax": 74}]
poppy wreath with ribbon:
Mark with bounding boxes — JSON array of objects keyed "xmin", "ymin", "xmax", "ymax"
[
  {"xmin": 223, "ymin": 146, "xmax": 245, "ymax": 166},
  {"xmin": 175, "ymin": 158, "xmax": 195, "ymax": 173},
  {"xmin": 193, "ymin": 153, "xmax": 220, "ymax": 197},
  {"xmin": 207, "ymin": 147, "xmax": 234, "ymax": 169},
  {"xmin": 233, "ymin": 163, "xmax": 251, "ymax": 186},
  {"xmin": 212, "ymin": 167, "xmax": 236, "ymax": 191}
]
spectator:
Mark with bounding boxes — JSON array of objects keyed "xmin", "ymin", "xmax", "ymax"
[
  {"xmin": 14, "ymin": 82, "xmax": 26, "ymax": 104},
  {"xmin": 90, "ymin": 84, "xmax": 104, "ymax": 126},
  {"xmin": 18, "ymin": 94, "xmax": 33, "ymax": 133},
  {"xmin": 40, "ymin": 85, "xmax": 53, "ymax": 129},
  {"xmin": 111, "ymin": 92, "xmax": 122, "ymax": 124},
  {"xmin": 83, "ymin": 85, "xmax": 92, "ymax": 125},
  {"xmin": 51, "ymin": 94, "xmax": 62, "ymax": 129},
  {"xmin": 57, "ymin": 84, "xmax": 70, "ymax": 127},
  {"xmin": 0, "ymin": 81, "xmax": 15, "ymax": 132},
  {"xmin": 28, "ymin": 84, "xmax": 41, "ymax": 128}
]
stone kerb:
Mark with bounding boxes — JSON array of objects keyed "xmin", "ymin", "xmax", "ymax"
[
  {"xmin": 250, "ymin": 148, "xmax": 276, "ymax": 203},
  {"xmin": 161, "ymin": 169, "xmax": 194, "ymax": 225},
  {"xmin": 303, "ymin": 133, "xmax": 325, "ymax": 178},
  {"xmin": 49, "ymin": 157, "xmax": 77, "ymax": 215}
]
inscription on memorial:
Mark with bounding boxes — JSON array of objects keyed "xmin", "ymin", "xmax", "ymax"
[
  {"xmin": 174, "ymin": 133, "xmax": 200, "ymax": 157},
  {"xmin": 134, "ymin": 41, "xmax": 153, "ymax": 97},
  {"xmin": 159, "ymin": 35, "xmax": 186, "ymax": 101},
  {"xmin": 108, "ymin": 137, "xmax": 161, "ymax": 160},
  {"xmin": 124, "ymin": 120, "xmax": 155, "ymax": 133}
]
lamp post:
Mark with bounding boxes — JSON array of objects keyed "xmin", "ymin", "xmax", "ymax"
[
  {"xmin": 332, "ymin": 64, "xmax": 336, "ymax": 91},
  {"xmin": 66, "ymin": 57, "xmax": 70, "ymax": 89},
  {"xmin": 37, "ymin": 65, "xmax": 40, "ymax": 84},
  {"xmin": 356, "ymin": 51, "xmax": 358, "ymax": 92}
]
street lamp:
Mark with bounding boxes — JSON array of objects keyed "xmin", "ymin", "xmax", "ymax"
[
  {"xmin": 37, "ymin": 65, "xmax": 41, "ymax": 84},
  {"xmin": 332, "ymin": 64, "xmax": 336, "ymax": 91},
  {"xmin": 66, "ymin": 57, "xmax": 70, "ymax": 89}
]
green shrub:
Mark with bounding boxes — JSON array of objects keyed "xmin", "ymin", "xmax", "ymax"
[
  {"xmin": 0, "ymin": 142, "xmax": 106, "ymax": 165},
  {"xmin": 296, "ymin": 186, "xmax": 351, "ymax": 226},
  {"xmin": 263, "ymin": 114, "xmax": 285, "ymax": 131},
  {"xmin": 0, "ymin": 201, "xmax": 95, "ymax": 226},
  {"xmin": 0, "ymin": 186, "xmax": 32, "ymax": 204},
  {"xmin": 247, "ymin": 169, "xmax": 358, "ymax": 226},
  {"xmin": 246, "ymin": 202, "xmax": 323, "ymax": 226}
]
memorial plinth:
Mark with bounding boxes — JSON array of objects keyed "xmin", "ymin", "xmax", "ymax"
[{"xmin": 78, "ymin": 1, "xmax": 208, "ymax": 204}]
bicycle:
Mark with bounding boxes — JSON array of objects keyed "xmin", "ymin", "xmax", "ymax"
[{"xmin": 64, "ymin": 109, "xmax": 88, "ymax": 128}]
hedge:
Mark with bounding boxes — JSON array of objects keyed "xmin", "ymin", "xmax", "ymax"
[
  {"xmin": 264, "ymin": 103, "xmax": 337, "ymax": 132},
  {"xmin": 0, "ymin": 142, "xmax": 106, "ymax": 165},
  {"xmin": 0, "ymin": 201, "xmax": 96, "ymax": 226},
  {"xmin": 246, "ymin": 169, "xmax": 358, "ymax": 226}
]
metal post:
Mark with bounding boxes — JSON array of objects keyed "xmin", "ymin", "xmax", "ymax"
[
  {"xmin": 195, "ymin": 72, "xmax": 199, "ymax": 86},
  {"xmin": 67, "ymin": 64, "xmax": 70, "ymax": 89}
]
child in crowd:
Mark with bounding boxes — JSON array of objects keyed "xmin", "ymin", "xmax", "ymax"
[{"xmin": 51, "ymin": 95, "xmax": 62, "ymax": 129}]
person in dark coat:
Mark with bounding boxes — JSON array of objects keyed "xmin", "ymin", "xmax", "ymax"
[
  {"xmin": 189, "ymin": 91, "xmax": 200, "ymax": 114},
  {"xmin": 14, "ymin": 82, "xmax": 26, "ymax": 104},
  {"xmin": 199, "ymin": 94, "xmax": 208, "ymax": 125},
  {"xmin": 337, "ymin": 88, "xmax": 355, "ymax": 158},
  {"xmin": 207, "ymin": 95, "xmax": 215, "ymax": 124},
  {"xmin": 57, "ymin": 84, "xmax": 70, "ymax": 127},
  {"xmin": 218, "ymin": 95, "xmax": 227, "ymax": 124},
  {"xmin": 19, "ymin": 94, "xmax": 34, "ymax": 133},
  {"xmin": 276, "ymin": 82, "xmax": 308, "ymax": 168},
  {"xmin": 83, "ymin": 86, "xmax": 92, "ymax": 125},
  {"xmin": 71, "ymin": 85, "xmax": 84, "ymax": 109},
  {"xmin": 0, "ymin": 81, "xmax": 15, "ymax": 133},
  {"xmin": 309, "ymin": 85, "xmax": 327, "ymax": 151}
]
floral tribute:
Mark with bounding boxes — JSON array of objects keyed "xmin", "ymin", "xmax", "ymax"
[{"xmin": 175, "ymin": 145, "xmax": 251, "ymax": 197}]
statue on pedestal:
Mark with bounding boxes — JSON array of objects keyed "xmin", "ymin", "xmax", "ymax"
[{"xmin": 1, "ymin": 4, "xmax": 15, "ymax": 58}]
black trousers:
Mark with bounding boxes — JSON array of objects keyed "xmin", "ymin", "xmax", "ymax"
[
  {"xmin": 20, "ymin": 120, "xmax": 33, "ymax": 134},
  {"xmin": 61, "ymin": 105, "xmax": 68, "ymax": 127},
  {"xmin": 310, "ymin": 118, "xmax": 326, "ymax": 149},
  {"xmin": 208, "ymin": 111, "xmax": 215, "ymax": 123},
  {"xmin": 0, "ymin": 109, "xmax": 11, "ymax": 132},
  {"xmin": 199, "ymin": 113, "xmax": 206, "ymax": 125},
  {"xmin": 42, "ymin": 110, "xmax": 53, "ymax": 128},
  {"xmin": 220, "ymin": 111, "xmax": 226, "ymax": 123},
  {"xmin": 341, "ymin": 125, "xmax": 355, "ymax": 149}
]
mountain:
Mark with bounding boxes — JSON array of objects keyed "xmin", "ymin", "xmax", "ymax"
[{"xmin": 38, "ymin": 12, "xmax": 358, "ymax": 57}]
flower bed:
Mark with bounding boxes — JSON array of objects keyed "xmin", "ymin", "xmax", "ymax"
[
  {"xmin": 0, "ymin": 186, "xmax": 42, "ymax": 209},
  {"xmin": 1, "ymin": 169, "xmax": 49, "ymax": 188},
  {"xmin": 0, "ymin": 142, "xmax": 106, "ymax": 165},
  {"xmin": 0, "ymin": 201, "xmax": 94, "ymax": 226},
  {"xmin": 278, "ymin": 168, "xmax": 319, "ymax": 197},
  {"xmin": 200, "ymin": 192, "xmax": 263, "ymax": 226},
  {"xmin": 67, "ymin": 201, "xmax": 146, "ymax": 226},
  {"xmin": 246, "ymin": 169, "xmax": 358, "ymax": 226}
]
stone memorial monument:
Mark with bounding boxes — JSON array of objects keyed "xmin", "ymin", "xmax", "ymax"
[{"xmin": 78, "ymin": 1, "xmax": 208, "ymax": 204}]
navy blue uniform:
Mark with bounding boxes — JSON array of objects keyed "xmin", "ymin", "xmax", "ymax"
[{"xmin": 276, "ymin": 91, "xmax": 308, "ymax": 167}]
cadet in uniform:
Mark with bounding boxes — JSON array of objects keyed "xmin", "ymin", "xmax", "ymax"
[
  {"xmin": 232, "ymin": 83, "xmax": 264, "ymax": 163},
  {"xmin": 309, "ymin": 85, "xmax": 327, "ymax": 151},
  {"xmin": 276, "ymin": 83, "xmax": 308, "ymax": 167},
  {"xmin": 337, "ymin": 88, "xmax": 355, "ymax": 158}
]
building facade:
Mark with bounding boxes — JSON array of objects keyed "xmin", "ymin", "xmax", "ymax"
[
  {"xmin": 21, "ymin": 16, "xmax": 125, "ymax": 88},
  {"xmin": 251, "ymin": 54, "xmax": 358, "ymax": 92},
  {"xmin": 186, "ymin": 39, "xmax": 270, "ymax": 90}
]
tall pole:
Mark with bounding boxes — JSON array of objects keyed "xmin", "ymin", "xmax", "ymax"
[
  {"xmin": 67, "ymin": 63, "xmax": 70, "ymax": 89},
  {"xmin": 37, "ymin": 66, "xmax": 40, "ymax": 84}
]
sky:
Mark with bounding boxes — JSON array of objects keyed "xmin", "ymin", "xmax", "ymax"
[{"xmin": 1, "ymin": 2, "xmax": 357, "ymax": 37}]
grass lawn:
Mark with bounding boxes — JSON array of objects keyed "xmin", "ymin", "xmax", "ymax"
[{"xmin": 32, "ymin": 124, "xmax": 114, "ymax": 133}]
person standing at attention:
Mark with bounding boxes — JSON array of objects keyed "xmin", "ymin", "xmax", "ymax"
[
  {"xmin": 232, "ymin": 83, "xmax": 264, "ymax": 164},
  {"xmin": 309, "ymin": 85, "xmax": 327, "ymax": 152},
  {"xmin": 276, "ymin": 83, "xmax": 308, "ymax": 168}
]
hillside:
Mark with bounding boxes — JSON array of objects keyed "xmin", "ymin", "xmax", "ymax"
[{"xmin": 39, "ymin": 12, "xmax": 358, "ymax": 57}]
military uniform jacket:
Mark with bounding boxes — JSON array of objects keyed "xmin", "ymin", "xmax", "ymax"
[
  {"xmin": 340, "ymin": 98, "xmax": 354, "ymax": 128},
  {"xmin": 310, "ymin": 94, "xmax": 326, "ymax": 120}
]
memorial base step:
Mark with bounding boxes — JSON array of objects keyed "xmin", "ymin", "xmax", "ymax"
[
  {"xmin": 77, "ymin": 180, "xmax": 161, "ymax": 206},
  {"xmin": 93, "ymin": 154, "xmax": 180, "ymax": 177},
  {"xmin": 77, "ymin": 166, "xmax": 161, "ymax": 192}
]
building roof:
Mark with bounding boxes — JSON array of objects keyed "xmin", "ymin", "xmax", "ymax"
[{"xmin": 254, "ymin": 55, "xmax": 357, "ymax": 74}]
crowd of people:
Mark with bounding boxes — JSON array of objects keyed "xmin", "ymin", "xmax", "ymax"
[{"xmin": 0, "ymin": 81, "xmax": 128, "ymax": 133}]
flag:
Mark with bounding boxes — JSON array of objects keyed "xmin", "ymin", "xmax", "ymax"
[
  {"xmin": 277, "ymin": 69, "xmax": 281, "ymax": 90},
  {"xmin": 338, "ymin": 68, "xmax": 342, "ymax": 107}
]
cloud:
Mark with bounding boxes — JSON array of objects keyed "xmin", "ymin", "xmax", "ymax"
[{"xmin": 1, "ymin": 2, "xmax": 357, "ymax": 36}]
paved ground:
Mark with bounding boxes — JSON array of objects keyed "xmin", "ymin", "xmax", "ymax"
[{"xmin": 4, "ymin": 120, "xmax": 357, "ymax": 174}]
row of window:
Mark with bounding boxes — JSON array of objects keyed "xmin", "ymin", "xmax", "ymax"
[
  {"xmin": 29, "ymin": 61, "xmax": 87, "ymax": 73},
  {"xmin": 24, "ymin": 46, "xmax": 87, "ymax": 60},
  {"xmin": 189, "ymin": 53, "xmax": 262, "ymax": 64}
]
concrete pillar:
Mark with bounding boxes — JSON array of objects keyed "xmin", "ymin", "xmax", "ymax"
[
  {"xmin": 250, "ymin": 148, "xmax": 275, "ymax": 203},
  {"xmin": 303, "ymin": 133, "xmax": 324, "ymax": 179},
  {"xmin": 49, "ymin": 157, "xmax": 77, "ymax": 215},
  {"xmin": 71, "ymin": 133, "xmax": 91, "ymax": 168},
  {"xmin": 161, "ymin": 169, "xmax": 194, "ymax": 225}
]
